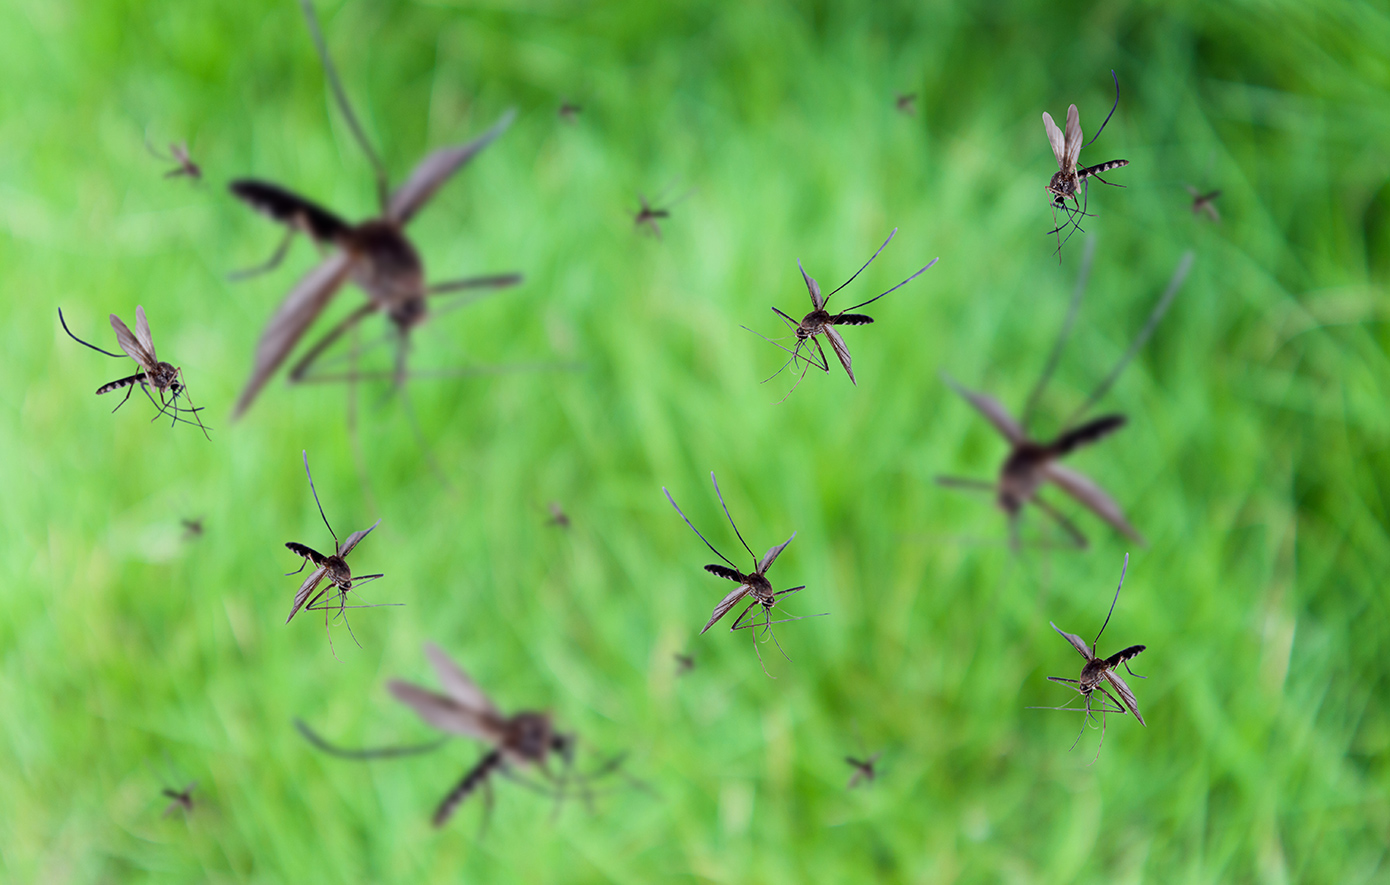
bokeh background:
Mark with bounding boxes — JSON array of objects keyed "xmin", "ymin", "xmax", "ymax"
[{"xmin": 3, "ymin": 0, "xmax": 1389, "ymax": 881}]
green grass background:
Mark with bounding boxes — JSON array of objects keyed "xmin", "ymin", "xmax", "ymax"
[{"xmin": 3, "ymin": 0, "xmax": 1389, "ymax": 881}]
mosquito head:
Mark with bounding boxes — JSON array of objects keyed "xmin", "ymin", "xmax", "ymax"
[{"xmin": 506, "ymin": 712, "xmax": 556, "ymax": 764}]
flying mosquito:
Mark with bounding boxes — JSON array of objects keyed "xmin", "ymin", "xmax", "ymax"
[
  {"xmin": 632, "ymin": 186, "xmax": 692, "ymax": 240},
  {"xmin": 1186, "ymin": 186, "xmax": 1222, "ymax": 223},
  {"xmin": 57, "ymin": 306, "xmax": 210, "ymax": 438},
  {"xmin": 845, "ymin": 723, "xmax": 881, "ymax": 789},
  {"xmin": 229, "ymin": 0, "xmax": 523, "ymax": 419},
  {"xmin": 674, "ymin": 652, "xmax": 695, "ymax": 675},
  {"xmin": 752, "ymin": 228, "xmax": 937, "ymax": 397},
  {"xmin": 147, "ymin": 139, "xmax": 201, "ymax": 181},
  {"xmin": 936, "ymin": 245, "xmax": 1193, "ymax": 550},
  {"xmin": 546, "ymin": 502, "xmax": 571, "ymax": 529},
  {"xmin": 161, "ymin": 782, "xmax": 198, "ymax": 817},
  {"xmin": 895, "ymin": 92, "xmax": 917, "ymax": 115},
  {"xmin": 1030, "ymin": 553, "xmax": 1147, "ymax": 763},
  {"xmin": 283, "ymin": 450, "xmax": 392, "ymax": 652},
  {"xmin": 558, "ymin": 101, "xmax": 582, "ymax": 123},
  {"xmin": 664, "ymin": 473, "xmax": 824, "ymax": 675},
  {"xmin": 181, "ymin": 517, "xmax": 204, "ymax": 540},
  {"xmin": 1042, "ymin": 71, "xmax": 1129, "ymax": 258}
]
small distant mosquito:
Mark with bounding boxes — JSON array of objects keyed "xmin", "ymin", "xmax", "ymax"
[
  {"xmin": 1186, "ymin": 186, "xmax": 1222, "ymax": 223},
  {"xmin": 753, "ymin": 228, "xmax": 937, "ymax": 397},
  {"xmin": 674, "ymin": 653, "xmax": 695, "ymax": 675},
  {"xmin": 147, "ymin": 139, "xmax": 201, "ymax": 181},
  {"xmin": 162, "ymin": 782, "xmax": 198, "ymax": 817},
  {"xmin": 1030, "ymin": 553, "xmax": 1147, "ymax": 763},
  {"xmin": 283, "ymin": 451, "xmax": 392, "ymax": 652},
  {"xmin": 895, "ymin": 92, "xmax": 917, "ymax": 115},
  {"xmin": 845, "ymin": 723, "xmax": 881, "ymax": 789},
  {"xmin": 547, "ymin": 502, "xmax": 571, "ymax": 529},
  {"xmin": 664, "ymin": 472, "xmax": 824, "ymax": 676},
  {"xmin": 58, "ymin": 306, "xmax": 210, "ymax": 438},
  {"xmin": 1042, "ymin": 71, "xmax": 1129, "ymax": 258},
  {"xmin": 181, "ymin": 518, "xmax": 204, "ymax": 540},
  {"xmin": 632, "ymin": 186, "xmax": 692, "ymax": 240},
  {"xmin": 558, "ymin": 101, "xmax": 582, "ymax": 123},
  {"xmin": 937, "ymin": 245, "xmax": 1193, "ymax": 549}
]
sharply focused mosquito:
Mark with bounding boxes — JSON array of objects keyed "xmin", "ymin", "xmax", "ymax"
[
  {"xmin": 752, "ymin": 228, "xmax": 937, "ymax": 397},
  {"xmin": 936, "ymin": 246, "xmax": 1193, "ymax": 550},
  {"xmin": 664, "ymin": 472, "xmax": 824, "ymax": 676},
  {"xmin": 1186, "ymin": 186, "xmax": 1222, "ymax": 223},
  {"xmin": 1029, "ymin": 553, "xmax": 1147, "ymax": 763},
  {"xmin": 161, "ymin": 782, "xmax": 198, "ymax": 817},
  {"xmin": 895, "ymin": 92, "xmax": 918, "ymax": 115},
  {"xmin": 229, "ymin": 0, "xmax": 522, "ymax": 419},
  {"xmin": 283, "ymin": 451, "xmax": 393, "ymax": 652},
  {"xmin": 146, "ymin": 139, "xmax": 201, "ymax": 181},
  {"xmin": 58, "ymin": 306, "xmax": 210, "ymax": 438},
  {"xmin": 632, "ymin": 186, "xmax": 692, "ymax": 240},
  {"xmin": 1042, "ymin": 71, "xmax": 1129, "ymax": 259}
]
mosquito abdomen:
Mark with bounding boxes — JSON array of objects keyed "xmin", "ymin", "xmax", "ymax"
[
  {"xmin": 1105, "ymin": 644, "xmax": 1146, "ymax": 667},
  {"xmin": 229, "ymin": 180, "xmax": 351, "ymax": 244},
  {"xmin": 1048, "ymin": 414, "xmax": 1127, "ymax": 456}
]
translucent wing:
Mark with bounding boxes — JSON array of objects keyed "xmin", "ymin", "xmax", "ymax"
[
  {"xmin": 109, "ymin": 313, "xmax": 154, "ymax": 369},
  {"xmin": 338, "ymin": 518, "xmax": 381, "ymax": 558},
  {"xmin": 1042, "ymin": 463, "xmax": 1144, "ymax": 543},
  {"xmin": 1042, "ymin": 112, "xmax": 1066, "ymax": 167},
  {"xmin": 387, "ymin": 680, "xmax": 504, "ymax": 742},
  {"xmin": 942, "ymin": 374, "xmax": 1024, "ymax": 444},
  {"xmin": 388, "ymin": 109, "xmax": 516, "ymax": 226},
  {"xmin": 798, "ymin": 259, "xmax": 824, "ymax": 310},
  {"xmin": 285, "ymin": 566, "xmax": 328, "ymax": 624},
  {"xmin": 1103, "ymin": 669, "xmax": 1146, "ymax": 726},
  {"xmin": 233, "ymin": 252, "xmax": 355, "ymax": 418},
  {"xmin": 824, "ymin": 325, "xmax": 855, "ymax": 384},
  {"xmin": 701, "ymin": 585, "xmax": 752, "ymax": 634},
  {"xmin": 424, "ymin": 643, "xmax": 499, "ymax": 716},
  {"xmin": 134, "ymin": 305, "xmax": 157, "ymax": 361},
  {"xmin": 1064, "ymin": 104, "xmax": 1083, "ymax": 170},
  {"xmin": 1050, "ymin": 622, "xmax": 1094, "ymax": 660},
  {"xmin": 758, "ymin": 531, "xmax": 796, "ymax": 574}
]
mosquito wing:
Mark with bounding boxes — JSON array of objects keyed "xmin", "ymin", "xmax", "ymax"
[
  {"xmin": 134, "ymin": 305, "xmax": 157, "ymax": 361},
  {"xmin": 824, "ymin": 325, "xmax": 855, "ymax": 384},
  {"xmin": 338, "ymin": 518, "xmax": 382, "ymax": 558},
  {"xmin": 387, "ymin": 680, "xmax": 505, "ymax": 742},
  {"xmin": 1102, "ymin": 669, "xmax": 1146, "ymax": 726},
  {"xmin": 233, "ymin": 252, "xmax": 355, "ymax": 418},
  {"xmin": 1042, "ymin": 462, "xmax": 1144, "ymax": 544},
  {"xmin": 1050, "ymin": 622, "xmax": 1094, "ymax": 661},
  {"xmin": 798, "ymin": 259, "xmax": 824, "ymax": 310},
  {"xmin": 109, "ymin": 313, "xmax": 155, "ymax": 370},
  {"xmin": 942, "ymin": 375, "xmax": 1024, "ymax": 444},
  {"xmin": 701, "ymin": 584, "xmax": 752, "ymax": 634},
  {"xmin": 286, "ymin": 566, "xmax": 328, "ymax": 623},
  {"xmin": 1042, "ymin": 111, "xmax": 1066, "ymax": 168},
  {"xmin": 423, "ymin": 643, "xmax": 500, "ymax": 717},
  {"xmin": 1063, "ymin": 104, "xmax": 1083, "ymax": 170},
  {"xmin": 758, "ymin": 531, "xmax": 796, "ymax": 574},
  {"xmin": 388, "ymin": 108, "xmax": 517, "ymax": 226}
]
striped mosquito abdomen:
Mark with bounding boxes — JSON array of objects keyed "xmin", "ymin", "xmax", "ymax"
[
  {"xmin": 229, "ymin": 180, "xmax": 352, "ymax": 244},
  {"xmin": 1046, "ymin": 414, "xmax": 1126, "ymax": 458},
  {"xmin": 1079, "ymin": 159, "xmax": 1129, "ymax": 180},
  {"xmin": 1104, "ymin": 644, "xmax": 1146, "ymax": 669},
  {"xmin": 432, "ymin": 749, "xmax": 504, "ymax": 827}
]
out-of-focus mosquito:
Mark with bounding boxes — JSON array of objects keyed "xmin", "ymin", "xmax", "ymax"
[
  {"xmin": 936, "ymin": 246, "xmax": 1193, "ymax": 550},
  {"xmin": 58, "ymin": 307, "xmax": 210, "ymax": 438},
  {"xmin": 1042, "ymin": 71, "xmax": 1129, "ymax": 259},
  {"xmin": 283, "ymin": 451, "xmax": 393, "ymax": 654},
  {"xmin": 664, "ymin": 472, "xmax": 824, "ymax": 676},
  {"xmin": 632, "ymin": 185, "xmax": 693, "ymax": 240},
  {"xmin": 558, "ymin": 101, "xmax": 582, "ymax": 123},
  {"xmin": 751, "ymin": 229, "xmax": 937, "ymax": 398},
  {"xmin": 1029, "ymin": 553, "xmax": 1147, "ymax": 763},
  {"xmin": 181, "ymin": 518, "xmax": 205, "ymax": 541},
  {"xmin": 895, "ymin": 92, "xmax": 917, "ymax": 115},
  {"xmin": 546, "ymin": 502, "xmax": 571, "ymax": 529},
  {"xmin": 674, "ymin": 653, "xmax": 695, "ymax": 675},
  {"xmin": 146, "ymin": 138, "xmax": 201, "ymax": 181},
  {"xmin": 162, "ymin": 782, "xmax": 198, "ymax": 817},
  {"xmin": 1186, "ymin": 186, "xmax": 1222, "ymax": 223},
  {"xmin": 229, "ymin": 0, "xmax": 522, "ymax": 419},
  {"xmin": 845, "ymin": 723, "xmax": 881, "ymax": 788}
]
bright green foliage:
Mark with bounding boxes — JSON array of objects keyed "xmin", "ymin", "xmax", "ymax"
[{"xmin": 2, "ymin": 0, "xmax": 1389, "ymax": 881}]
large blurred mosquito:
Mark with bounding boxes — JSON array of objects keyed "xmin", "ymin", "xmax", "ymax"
[
  {"xmin": 1029, "ymin": 553, "xmax": 1147, "ymax": 763},
  {"xmin": 229, "ymin": 0, "xmax": 522, "ymax": 419},
  {"xmin": 632, "ymin": 186, "xmax": 692, "ymax": 240},
  {"xmin": 161, "ymin": 782, "xmax": 198, "ymax": 817},
  {"xmin": 1186, "ymin": 186, "xmax": 1222, "ymax": 223},
  {"xmin": 146, "ymin": 138, "xmax": 201, "ymax": 181},
  {"xmin": 1042, "ymin": 71, "xmax": 1129, "ymax": 259},
  {"xmin": 936, "ymin": 246, "xmax": 1193, "ymax": 550},
  {"xmin": 58, "ymin": 306, "xmax": 210, "ymax": 438},
  {"xmin": 664, "ymin": 472, "xmax": 824, "ymax": 676},
  {"xmin": 751, "ymin": 229, "xmax": 937, "ymax": 397},
  {"xmin": 284, "ymin": 451, "xmax": 393, "ymax": 653}
]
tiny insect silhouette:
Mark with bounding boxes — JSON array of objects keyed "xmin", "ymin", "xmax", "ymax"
[
  {"xmin": 895, "ymin": 92, "xmax": 917, "ymax": 115},
  {"xmin": 181, "ymin": 518, "xmax": 204, "ymax": 540},
  {"xmin": 147, "ymin": 139, "xmax": 201, "ymax": 181},
  {"xmin": 674, "ymin": 653, "xmax": 695, "ymax": 675},
  {"xmin": 845, "ymin": 723, "xmax": 882, "ymax": 789},
  {"xmin": 547, "ymin": 502, "xmax": 571, "ymax": 529},
  {"xmin": 753, "ymin": 229, "xmax": 937, "ymax": 397},
  {"xmin": 632, "ymin": 186, "xmax": 692, "ymax": 240},
  {"xmin": 937, "ymin": 246, "xmax": 1193, "ymax": 549},
  {"xmin": 162, "ymin": 782, "xmax": 197, "ymax": 817},
  {"xmin": 558, "ymin": 101, "xmax": 582, "ymax": 123},
  {"xmin": 58, "ymin": 306, "xmax": 209, "ymax": 438},
  {"xmin": 1042, "ymin": 71, "xmax": 1129, "ymax": 259},
  {"xmin": 1186, "ymin": 186, "xmax": 1222, "ymax": 223},
  {"xmin": 1030, "ymin": 553, "xmax": 1147, "ymax": 762}
]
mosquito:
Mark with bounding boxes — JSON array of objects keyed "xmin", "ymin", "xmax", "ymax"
[
  {"xmin": 752, "ymin": 228, "xmax": 937, "ymax": 397},
  {"xmin": 283, "ymin": 450, "xmax": 392, "ymax": 653},
  {"xmin": 936, "ymin": 245, "xmax": 1193, "ymax": 550},
  {"xmin": 558, "ymin": 101, "xmax": 582, "ymax": 123},
  {"xmin": 181, "ymin": 517, "xmax": 205, "ymax": 540},
  {"xmin": 147, "ymin": 138, "xmax": 201, "ymax": 181},
  {"xmin": 229, "ymin": 0, "xmax": 523, "ymax": 419},
  {"xmin": 1186, "ymin": 186, "xmax": 1222, "ymax": 223},
  {"xmin": 547, "ymin": 502, "xmax": 571, "ymax": 529},
  {"xmin": 632, "ymin": 186, "xmax": 692, "ymax": 240},
  {"xmin": 1029, "ymin": 553, "xmax": 1147, "ymax": 763},
  {"xmin": 162, "ymin": 782, "xmax": 198, "ymax": 817},
  {"xmin": 58, "ymin": 306, "xmax": 210, "ymax": 438},
  {"xmin": 674, "ymin": 653, "xmax": 695, "ymax": 675},
  {"xmin": 895, "ymin": 92, "xmax": 917, "ymax": 115},
  {"xmin": 664, "ymin": 472, "xmax": 824, "ymax": 676},
  {"xmin": 1042, "ymin": 71, "xmax": 1129, "ymax": 259},
  {"xmin": 845, "ymin": 723, "xmax": 881, "ymax": 789}
]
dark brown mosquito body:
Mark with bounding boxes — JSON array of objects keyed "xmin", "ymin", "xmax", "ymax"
[
  {"xmin": 937, "ymin": 247, "xmax": 1193, "ymax": 549},
  {"xmin": 1186, "ymin": 186, "xmax": 1222, "ymax": 222},
  {"xmin": 1042, "ymin": 71, "xmax": 1128, "ymax": 258},
  {"xmin": 161, "ymin": 782, "xmax": 197, "ymax": 817},
  {"xmin": 58, "ymin": 306, "xmax": 209, "ymax": 437},
  {"xmin": 895, "ymin": 92, "xmax": 917, "ymax": 115},
  {"xmin": 757, "ymin": 228, "xmax": 937, "ymax": 396},
  {"xmin": 632, "ymin": 186, "xmax": 693, "ymax": 240},
  {"xmin": 229, "ymin": 0, "xmax": 521, "ymax": 417},
  {"xmin": 846, "ymin": 753, "xmax": 881, "ymax": 789},
  {"xmin": 147, "ymin": 139, "xmax": 201, "ymax": 181}
]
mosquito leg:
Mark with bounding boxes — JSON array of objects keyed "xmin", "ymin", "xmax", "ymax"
[
  {"xmin": 1030, "ymin": 496, "xmax": 1089, "ymax": 549},
  {"xmin": 810, "ymin": 336, "xmax": 832, "ymax": 374},
  {"xmin": 228, "ymin": 227, "xmax": 296, "ymax": 281},
  {"xmin": 110, "ymin": 382, "xmax": 137, "ymax": 414}
]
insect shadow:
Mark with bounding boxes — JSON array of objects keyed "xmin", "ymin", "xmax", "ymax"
[
  {"xmin": 284, "ymin": 450, "xmax": 396, "ymax": 656},
  {"xmin": 295, "ymin": 643, "xmax": 631, "ymax": 832},
  {"xmin": 1027, "ymin": 552, "xmax": 1147, "ymax": 764},
  {"xmin": 632, "ymin": 184, "xmax": 693, "ymax": 240},
  {"xmin": 936, "ymin": 245, "xmax": 1194, "ymax": 551},
  {"xmin": 146, "ymin": 136, "xmax": 201, "ymax": 181},
  {"xmin": 664, "ymin": 472, "xmax": 826, "ymax": 677},
  {"xmin": 58, "ymin": 306, "xmax": 210, "ymax": 438},
  {"xmin": 1042, "ymin": 70, "xmax": 1129, "ymax": 260},
  {"xmin": 748, "ymin": 228, "xmax": 938, "ymax": 399}
]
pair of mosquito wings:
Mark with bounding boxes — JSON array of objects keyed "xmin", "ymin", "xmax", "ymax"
[
  {"xmin": 701, "ymin": 533, "xmax": 795, "ymax": 633},
  {"xmin": 285, "ymin": 518, "xmax": 381, "ymax": 622},
  {"xmin": 1042, "ymin": 104, "xmax": 1083, "ymax": 173},
  {"xmin": 387, "ymin": 643, "xmax": 508, "ymax": 744},
  {"xmin": 232, "ymin": 109, "xmax": 516, "ymax": 418},
  {"xmin": 1051, "ymin": 623, "xmax": 1145, "ymax": 726},
  {"xmin": 110, "ymin": 306, "xmax": 159, "ymax": 371},
  {"xmin": 944, "ymin": 376, "xmax": 1143, "ymax": 542}
]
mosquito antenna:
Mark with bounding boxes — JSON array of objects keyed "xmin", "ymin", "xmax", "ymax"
[
  {"xmin": 663, "ymin": 488, "xmax": 739, "ymax": 570},
  {"xmin": 1021, "ymin": 237, "xmax": 1094, "ymax": 432},
  {"xmin": 1064, "ymin": 250, "xmax": 1192, "ymax": 427},
  {"xmin": 708, "ymin": 472, "xmax": 759, "ymax": 566},
  {"xmin": 58, "ymin": 309, "xmax": 126, "ymax": 358},
  {"xmin": 1081, "ymin": 70, "xmax": 1120, "ymax": 151},
  {"xmin": 295, "ymin": 719, "xmax": 446, "ymax": 759},
  {"xmin": 841, "ymin": 256, "xmax": 939, "ymax": 312},
  {"xmin": 1092, "ymin": 552, "xmax": 1129, "ymax": 654},
  {"xmin": 297, "ymin": 0, "xmax": 389, "ymax": 212},
  {"xmin": 301, "ymin": 450, "xmax": 339, "ymax": 546},
  {"xmin": 821, "ymin": 228, "xmax": 896, "ymax": 305}
]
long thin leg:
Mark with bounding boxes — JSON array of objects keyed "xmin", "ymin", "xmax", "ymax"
[
  {"xmin": 426, "ymin": 273, "xmax": 523, "ymax": 296},
  {"xmin": 935, "ymin": 476, "xmax": 995, "ymax": 493},
  {"xmin": 1021, "ymin": 236, "xmax": 1094, "ymax": 432},
  {"xmin": 1030, "ymin": 495, "xmax": 1089, "ymax": 550},
  {"xmin": 294, "ymin": 719, "xmax": 447, "ymax": 759},
  {"xmin": 59, "ymin": 309, "xmax": 126, "ymax": 358},
  {"xmin": 228, "ymin": 227, "xmax": 296, "ymax": 281},
  {"xmin": 287, "ymin": 303, "xmax": 380, "ymax": 383}
]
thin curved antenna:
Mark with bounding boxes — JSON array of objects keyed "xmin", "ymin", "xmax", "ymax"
[
  {"xmin": 1092, "ymin": 552, "xmax": 1129, "ymax": 654},
  {"xmin": 1081, "ymin": 70, "xmax": 1120, "ymax": 151},
  {"xmin": 294, "ymin": 719, "xmax": 446, "ymax": 759},
  {"xmin": 841, "ymin": 256, "xmax": 939, "ymax": 313},
  {"xmin": 664, "ymin": 487, "xmax": 739, "ymax": 571},
  {"xmin": 298, "ymin": 0, "xmax": 389, "ymax": 212},
  {"xmin": 301, "ymin": 450, "xmax": 339, "ymax": 546},
  {"xmin": 1064, "ymin": 250, "xmax": 1192, "ymax": 427},
  {"xmin": 59, "ymin": 309, "xmax": 125, "ymax": 358},
  {"xmin": 1021, "ymin": 236, "xmax": 1094, "ymax": 433},
  {"xmin": 821, "ymin": 228, "xmax": 897, "ymax": 305},
  {"xmin": 709, "ymin": 472, "xmax": 758, "ymax": 566}
]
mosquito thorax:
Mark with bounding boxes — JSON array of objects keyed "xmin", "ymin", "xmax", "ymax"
[
  {"xmin": 346, "ymin": 221, "xmax": 426, "ymax": 313},
  {"xmin": 998, "ymin": 443, "xmax": 1048, "ymax": 512},
  {"xmin": 745, "ymin": 572, "xmax": 775, "ymax": 600},
  {"xmin": 149, "ymin": 362, "xmax": 180, "ymax": 390},
  {"xmin": 799, "ymin": 310, "xmax": 831, "ymax": 336},
  {"xmin": 504, "ymin": 712, "xmax": 555, "ymax": 762},
  {"xmin": 1047, "ymin": 171, "xmax": 1078, "ymax": 200},
  {"xmin": 324, "ymin": 554, "xmax": 352, "ymax": 586}
]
